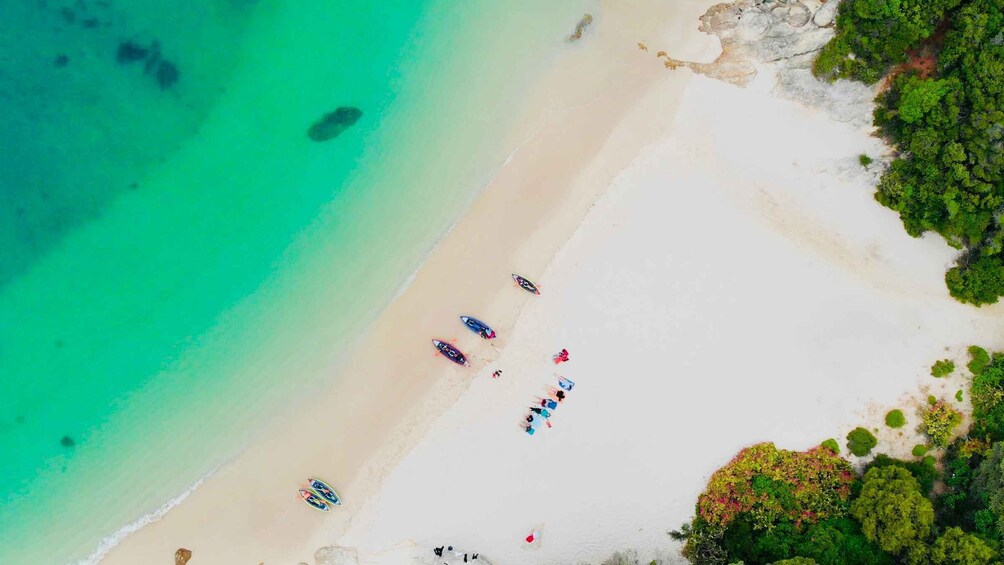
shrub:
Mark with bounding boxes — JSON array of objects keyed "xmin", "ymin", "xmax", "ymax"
[
  {"xmin": 912, "ymin": 444, "xmax": 929, "ymax": 457},
  {"xmin": 821, "ymin": 438, "xmax": 840, "ymax": 454},
  {"xmin": 932, "ymin": 359, "xmax": 956, "ymax": 378},
  {"xmin": 969, "ymin": 346, "xmax": 991, "ymax": 374},
  {"xmin": 928, "ymin": 395, "xmax": 938, "ymax": 406},
  {"xmin": 851, "ymin": 466, "xmax": 935, "ymax": 554},
  {"xmin": 847, "ymin": 428, "xmax": 878, "ymax": 457},
  {"xmin": 885, "ymin": 410, "xmax": 906, "ymax": 428},
  {"xmin": 859, "ymin": 154, "xmax": 874, "ymax": 168},
  {"xmin": 922, "ymin": 401, "xmax": 963, "ymax": 447},
  {"xmin": 947, "ymin": 258, "xmax": 1004, "ymax": 306},
  {"xmin": 957, "ymin": 390, "xmax": 964, "ymax": 402},
  {"xmin": 970, "ymin": 350, "xmax": 1004, "ymax": 440},
  {"xmin": 695, "ymin": 442, "xmax": 854, "ymax": 530}
]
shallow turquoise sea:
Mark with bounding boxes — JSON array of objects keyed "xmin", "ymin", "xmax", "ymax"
[{"xmin": 0, "ymin": 1, "xmax": 589, "ymax": 562}]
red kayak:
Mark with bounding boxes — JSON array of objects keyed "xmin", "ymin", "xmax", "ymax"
[
  {"xmin": 432, "ymin": 339, "xmax": 469, "ymax": 366},
  {"xmin": 512, "ymin": 274, "xmax": 540, "ymax": 295}
]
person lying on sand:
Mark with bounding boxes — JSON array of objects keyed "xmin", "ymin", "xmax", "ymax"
[
  {"xmin": 529, "ymin": 406, "xmax": 551, "ymax": 418},
  {"xmin": 558, "ymin": 375, "xmax": 575, "ymax": 391},
  {"xmin": 537, "ymin": 398, "xmax": 559, "ymax": 410},
  {"xmin": 553, "ymin": 348, "xmax": 569, "ymax": 364}
]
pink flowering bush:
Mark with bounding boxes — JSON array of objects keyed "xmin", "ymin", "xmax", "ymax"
[{"xmin": 696, "ymin": 442, "xmax": 854, "ymax": 530}]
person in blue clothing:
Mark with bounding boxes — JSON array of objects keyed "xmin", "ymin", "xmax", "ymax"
[
  {"xmin": 537, "ymin": 397, "xmax": 558, "ymax": 410},
  {"xmin": 558, "ymin": 375, "xmax": 576, "ymax": 391}
]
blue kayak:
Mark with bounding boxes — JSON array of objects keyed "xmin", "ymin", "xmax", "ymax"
[
  {"xmin": 307, "ymin": 477, "xmax": 341, "ymax": 506},
  {"xmin": 299, "ymin": 489, "xmax": 330, "ymax": 512},
  {"xmin": 460, "ymin": 316, "xmax": 496, "ymax": 339}
]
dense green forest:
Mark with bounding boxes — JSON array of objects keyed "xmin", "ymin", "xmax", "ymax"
[
  {"xmin": 673, "ymin": 346, "xmax": 1004, "ymax": 564},
  {"xmin": 814, "ymin": 0, "xmax": 1004, "ymax": 304}
]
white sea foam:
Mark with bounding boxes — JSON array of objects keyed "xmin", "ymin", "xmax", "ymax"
[{"xmin": 75, "ymin": 468, "xmax": 217, "ymax": 565}]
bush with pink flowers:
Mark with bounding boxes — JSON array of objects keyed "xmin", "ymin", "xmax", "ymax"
[{"xmin": 696, "ymin": 442, "xmax": 855, "ymax": 530}]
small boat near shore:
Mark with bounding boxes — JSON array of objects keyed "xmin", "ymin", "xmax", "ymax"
[
  {"xmin": 512, "ymin": 274, "xmax": 540, "ymax": 295},
  {"xmin": 460, "ymin": 316, "xmax": 496, "ymax": 339},
  {"xmin": 299, "ymin": 488, "xmax": 330, "ymax": 512},
  {"xmin": 307, "ymin": 477, "xmax": 341, "ymax": 506},
  {"xmin": 433, "ymin": 339, "xmax": 469, "ymax": 366}
]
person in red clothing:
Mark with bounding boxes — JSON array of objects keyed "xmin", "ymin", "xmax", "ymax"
[{"xmin": 553, "ymin": 348, "xmax": 569, "ymax": 364}]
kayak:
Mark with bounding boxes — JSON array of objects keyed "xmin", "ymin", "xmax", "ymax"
[
  {"xmin": 307, "ymin": 477, "xmax": 341, "ymax": 506},
  {"xmin": 512, "ymin": 274, "xmax": 540, "ymax": 295},
  {"xmin": 433, "ymin": 339, "xmax": 469, "ymax": 366},
  {"xmin": 460, "ymin": 316, "xmax": 496, "ymax": 339},
  {"xmin": 299, "ymin": 488, "xmax": 330, "ymax": 512}
]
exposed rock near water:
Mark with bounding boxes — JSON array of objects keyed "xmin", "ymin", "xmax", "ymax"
[
  {"xmin": 307, "ymin": 107, "xmax": 363, "ymax": 142},
  {"xmin": 654, "ymin": 0, "xmax": 877, "ymax": 126},
  {"xmin": 568, "ymin": 14, "xmax": 594, "ymax": 42},
  {"xmin": 174, "ymin": 548, "xmax": 192, "ymax": 565},
  {"xmin": 315, "ymin": 545, "xmax": 360, "ymax": 565}
]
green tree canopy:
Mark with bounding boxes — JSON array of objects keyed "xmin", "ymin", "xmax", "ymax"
[
  {"xmin": 973, "ymin": 442, "xmax": 1004, "ymax": 540},
  {"xmin": 929, "ymin": 527, "xmax": 996, "ymax": 564},
  {"xmin": 969, "ymin": 351, "xmax": 1004, "ymax": 440},
  {"xmin": 816, "ymin": 0, "xmax": 1004, "ymax": 304},
  {"xmin": 850, "ymin": 466, "xmax": 934, "ymax": 553}
]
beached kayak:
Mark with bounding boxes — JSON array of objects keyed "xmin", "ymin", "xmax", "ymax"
[
  {"xmin": 512, "ymin": 274, "xmax": 540, "ymax": 295},
  {"xmin": 299, "ymin": 488, "xmax": 330, "ymax": 512},
  {"xmin": 432, "ymin": 339, "xmax": 469, "ymax": 366},
  {"xmin": 460, "ymin": 316, "xmax": 496, "ymax": 339},
  {"xmin": 307, "ymin": 478, "xmax": 341, "ymax": 506}
]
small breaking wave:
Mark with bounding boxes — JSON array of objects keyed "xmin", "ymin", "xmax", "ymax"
[{"xmin": 75, "ymin": 468, "xmax": 218, "ymax": 565}]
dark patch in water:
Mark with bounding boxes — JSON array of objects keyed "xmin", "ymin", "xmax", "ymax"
[
  {"xmin": 116, "ymin": 40, "xmax": 181, "ymax": 90},
  {"xmin": 143, "ymin": 41, "xmax": 161, "ymax": 74},
  {"xmin": 156, "ymin": 60, "xmax": 179, "ymax": 90},
  {"xmin": 54, "ymin": 54, "xmax": 69, "ymax": 67},
  {"xmin": 307, "ymin": 107, "xmax": 363, "ymax": 142},
  {"xmin": 60, "ymin": 7, "xmax": 75, "ymax": 23},
  {"xmin": 54, "ymin": 338, "xmax": 65, "ymax": 348},
  {"xmin": 60, "ymin": 435, "xmax": 75, "ymax": 447},
  {"xmin": 117, "ymin": 41, "xmax": 148, "ymax": 64},
  {"xmin": 81, "ymin": 17, "xmax": 99, "ymax": 29},
  {"xmin": 15, "ymin": 416, "xmax": 25, "ymax": 424}
]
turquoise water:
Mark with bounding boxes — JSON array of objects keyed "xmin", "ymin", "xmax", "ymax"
[{"xmin": 0, "ymin": 1, "xmax": 589, "ymax": 562}]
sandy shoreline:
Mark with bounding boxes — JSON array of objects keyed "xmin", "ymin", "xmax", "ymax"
[
  {"xmin": 99, "ymin": 1, "xmax": 1004, "ymax": 563},
  {"xmin": 335, "ymin": 73, "xmax": 1004, "ymax": 565},
  {"xmin": 99, "ymin": 2, "xmax": 719, "ymax": 564}
]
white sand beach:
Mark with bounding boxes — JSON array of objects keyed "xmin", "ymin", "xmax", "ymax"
[{"xmin": 101, "ymin": 2, "xmax": 1004, "ymax": 564}]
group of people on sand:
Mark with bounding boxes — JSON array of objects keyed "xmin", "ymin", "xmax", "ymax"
[
  {"xmin": 524, "ymin": 357, "xmax": 576, "ymax": 436},
  {"xmin": 433, "ymin": 544, "xmax": 479, "ymax": 563}
]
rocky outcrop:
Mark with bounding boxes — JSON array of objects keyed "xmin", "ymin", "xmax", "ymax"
[
  {"xmin": 568, "ymin": 14, "xmax": 594, "ymax": 42},
  {"xmin": 307, "ymin": 107, "xmax": 364, "ymax": 142},
  {"xmin": 315, "ymin": 545, "xmax": 361, "ymax": 565},
  {"xmin": 174, "ymin": 548, "xmax": 192, "ymax": 565},
  {"xmin": 653, "ymin": 0, "xmax": 877, "ymax": 125}
]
